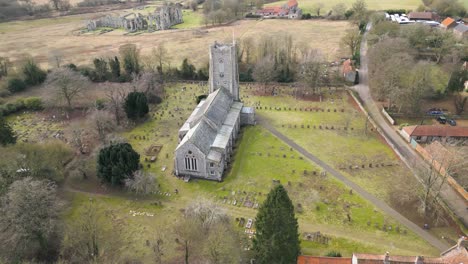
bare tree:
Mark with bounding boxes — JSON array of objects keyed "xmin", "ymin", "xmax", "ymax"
[
  {"xmin": 49, "ymin": 0, "xmax": 62, "ymax": 10},
  {"xmin": 61, "ymin": 199, "xmax": 125, "ymax": 263},
  {"xmin": 70, "ymin": 124, "xmax": 86, "ymax": 154},
  {"xmin": 341, "ymin": 28, "xmax": 361, "ymax": 56},
  {"xmin": 0, "ymin": 57, "xmax": 10, "ymax": 78},
  {"xmin": 312, "ymin": 2, "xmax": 324, "ymax": 16},
  {"xmin": 48, "ymin": 49, "xmax": 64, "ymax": 69},
  {"xmin": 454, "ymin": 93, "xmax": 467, "ymax": 114},
  {"xmin": 299, "ymin": 49, "xmax": 324, "ymax": 94},
  {"xmin": 105, "ymin": 86, "xmax": 127, "ymax": 126},
  {"xmin": 144, "ymin": 43, "xmax": 170, "ymax": 77},
  {"xmin": 0, "ymin": 178, "xmax": 61, "ymax": 261},
  {"xmin": 132, "ymin": 71, "xmax": 164, "ymax": 101},
  {"xmin": 88, "ymin": 110, "xmax": 115, "ymax": 143},
  {"xmin": 253, "ymin": 56, "xmax": 276, "ymax": 93},
  {"xmin": 174, "ymin": 200, "xmax": 240, "ymax": 263},
  {"xmin": 46, "ymin": 67, "xmax": 87, "ymax": 110},
  {"xmin": 124, "ymin": 170, "xmax": 158, "ymax": 195}
]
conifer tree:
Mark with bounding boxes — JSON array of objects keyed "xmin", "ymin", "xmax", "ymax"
[
  {"xmin": 0, "ymin": 118, "xmax": 16, "ymax": 146},
  {"xmin": 97, "ymin": 143, "xmax": 140, "ymax": 186},
  {"xmin": 253, "ymin": 184, "xmax": 300, "ymax": 264},
  {"xmin": 124, "ymin": 91, "xmax": 149, "ymax": 120}
]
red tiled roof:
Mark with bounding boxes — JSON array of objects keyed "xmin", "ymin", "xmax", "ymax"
[
  {"xmin": 353, "ymin": 254, "xmax": 445, "ymax": 264},
  {"xmin": 408, "ymin": 12, "xmax": 437, "ymax": 20},
  {"xmin": 441, "ymin": 17, "xmax": 456, "ymax": 27},
  {"xmin": 257, "ymin": 6, "xmax": 283, "ymax": 14},
  {"xmin": 404, "ymin": 125, "xmax": 468, "ymax": 138},
  {"xmin": 287, "ymin": 0, "xmax": 298, "ymax": 8},
  {"xmin": 342, "ymin": 59, "xmax": 354, "ymax": 74},
  {"xmin": 297, "ymin": 256, "xmax": 351, "ymax": 264}
]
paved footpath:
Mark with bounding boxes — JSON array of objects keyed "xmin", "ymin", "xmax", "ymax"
[{"xmin": 257, "ymin": 115, "xmax": 449, "ymax": 251}]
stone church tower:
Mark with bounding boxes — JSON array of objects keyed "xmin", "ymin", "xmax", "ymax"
[{"xmin": 209, "ymin": 41, "xmax": 239, "ymax": 101}]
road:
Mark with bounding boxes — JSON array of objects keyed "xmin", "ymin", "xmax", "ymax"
[
  {"xmin": 351, "ymin": 24, "xmax": 468, "ymax": 227},
  {"xmin": 257, "ymin": 116, "xmax": 449, "ymax": 251}
]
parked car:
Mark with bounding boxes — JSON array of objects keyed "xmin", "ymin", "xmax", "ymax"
[
  {"xmin": 427, "ymin": 108, "xmax": 444, "ymax": 115},
  {"xmin": 448, "ymin": 119, "xmax": 457, "ymax": 126},
  {"xmin": 436, "ymin": 116, "xmax": 447, "ymax": 124}
]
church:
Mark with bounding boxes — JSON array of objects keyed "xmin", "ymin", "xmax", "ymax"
[{"xmin": 174, "ymin": 41, "xmax": 255, "ymax": 181}]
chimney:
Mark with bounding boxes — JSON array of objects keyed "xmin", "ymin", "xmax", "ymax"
[
  {"xmin": 457, "ymin": 236, "xmax": 467, "ymax": 249},
  {"xmin": 383, "ymin": 252, "xmax": 390, "ymax": 264},
  {"xmin": 415, "ymin": 256, "xmax": 424, "ymax": 264}
]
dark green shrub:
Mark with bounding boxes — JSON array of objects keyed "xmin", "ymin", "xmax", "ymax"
[
  {"xmin": 7, "ymin": 78, "xmax": 26, "ymax": 93},
  {"xmin": 124, "ymin": 92, "xmax": 149, "ymax": 120},
  {"xmin": 97, "ymin": 143, "xmax": 140, "ymax": 186}
]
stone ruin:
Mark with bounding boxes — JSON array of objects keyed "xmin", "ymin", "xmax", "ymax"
[{"xmin": 85, "ymin": 4, "xmax": 183, "ymax": 32}]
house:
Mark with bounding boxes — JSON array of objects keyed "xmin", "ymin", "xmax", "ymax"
[
  {"xmin": 453, "ymin": 24, "xmax": 468, "ymax": 39},
  {"xmin": 298, "ymin": 256, "xmax": 351, "ymax": 264},
  {"xmin": 400, "ymin": 125, "xmax": 468, "ymax": 143},
  {"xmin": 256, "ymin": 0, "xmax": 302, "ymax": 19},
  {"xmin": 440, "ymin": 17, "xmax": 457, "ymax": 30},
  {"xmin": 408, "ymin": 12, "xmax": 439, "ymax": 21},
  {"xmin": 440, "ymin": 236, "xmax": 468, "ymax": 264},
  {"xmin": 342, "ymin": 59, "xmax": 357, "ymax": 83},
  {"xmin": 174, "ymin": 41, "xmax": 255, "ymax": 182},
  {"xmin": 352, "ymin": 252, "xmax": 445, "ymax": 264}
]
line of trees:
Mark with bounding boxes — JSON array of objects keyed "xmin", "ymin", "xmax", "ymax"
[{"xmin": 368, "ymin": 18, "xmax": 467, "ymax": 114}]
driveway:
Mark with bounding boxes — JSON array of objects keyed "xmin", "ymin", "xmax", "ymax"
[{"xmin": 351, "ymin": 24, "xmax": 468, "ymax": 227}]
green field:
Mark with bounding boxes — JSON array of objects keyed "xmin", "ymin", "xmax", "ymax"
[
  {"xmin": 173, "ymin": 10, "xmax": 204, "ymax": 29},
  {"xmin": 266, "ymin": 0, "xmax": 422, "ymax": 14}
]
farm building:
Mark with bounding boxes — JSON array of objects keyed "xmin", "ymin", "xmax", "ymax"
[
  {"xmin": 408, "ymin": 12, "xmax": 439, "ymax": 21},
  {"xmin": 342, "ymin": 59, "xmax": 357, "ymax": 83},
  {"xmin": 453, "ymin": 24, "xmax": 468, "ymax": 39},
  {"xmin": 400, "ymin": 125, "xmax": 468, "ymax": 143},
  {"xmin": 256, "ymin": 0, "xmax": 302, "ymax": 19},
  {"xmin": 440, "ymin": 17, "xmax": 457, "ymax": 30},
  {"xmin": 174, "ymin": 41, "xmax": 255, "ymax": 182}
]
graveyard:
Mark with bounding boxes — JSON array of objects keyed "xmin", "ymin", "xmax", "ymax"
[{"xmin": 35, "ymin": 81, "xmax": 445, "ymax": 261}]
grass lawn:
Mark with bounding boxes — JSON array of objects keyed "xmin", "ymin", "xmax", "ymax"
[
  {"xmin": 172, "ymin": 10, "xmax": 204, "ymax": 29},
  {"xmin": 265, "ymin": 0, "xmax": 422, "ymax": 14}
]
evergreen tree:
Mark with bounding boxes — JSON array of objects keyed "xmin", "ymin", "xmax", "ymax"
[
  {"xmin": 22, "ymin": 59, "xmax": 47, "ymax": 86},
  {"xmin": 0, "ymin": 118, "xmax": 16, "ymax": 146},
  {"xmin": 97, "ymin": 143, "xmax": 140, "ymax": 186},
  {"xmin": 180, "ymin": 58, "xmax": 196, "ymax": 80},
  {"xmin": 109, "ymin": 56, "xmax": 121, "ymax": 80},
  {"xmin": 253, "ymin": 184, "xmax": 300, "ymax": 264},
  {"xmin": 124, "ymin": 92, "xmax": 149, "ymax": 120}
]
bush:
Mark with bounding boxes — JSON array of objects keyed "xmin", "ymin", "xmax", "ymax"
[
  {"xmin": 245, "ymin": 13, "xmax": 261, "ymax": 18},
  {"xmin": 7, "ymin": 78, "xmax": 26, "ymax": 93},
  {"xmin": 196, "ymin": 94, "xmax": 208, "ymax": 104},
  {"xmin": 326, "ymin": 251, "xmax": 342, "ymax": 257},
  {"xmin": 24, "ymin": 97, "xmax": 43, "ymax": 110},
  {"xmin": 147, "ymin": 94, "xmax": 162, "ymax": 104},
  {"xmin": 384, "ymin": 9, "xmax": 409, "ymax": 15},
  {"xmin": 95, "ymin": 98, "xmax": 106, "ymax": 110},
  {"xmin": 301, "ymin": 13, "xmax": 312, "ymax": 19},
  {"xmin": 22, "ymin": 59, "xmax": 47, "ymax": 86}
]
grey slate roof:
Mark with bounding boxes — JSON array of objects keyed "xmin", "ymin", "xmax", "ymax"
[
  {"xmin": 190, "ymin": 87, "xmax": 233, "ymax": 129},
  {"xmin": 454, "ymin": 24, "xmax": 468, "ymax": 33},
  {"xmin": 176, "ymin": 87, "xmax": 243, "ymax": 160},
  {"xmin": 177, "ymin": 118, "xmax": 218, "ymax": 154}
]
